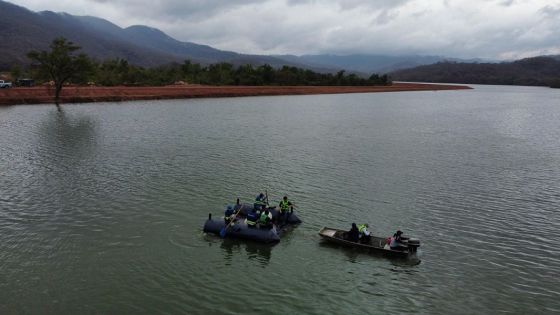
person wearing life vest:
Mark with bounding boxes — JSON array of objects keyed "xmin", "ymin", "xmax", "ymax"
[
  {"xmin": 259, "ymin": 208, "xmax": 273, "ymax": 229},
  {"xmin": 246, "ymin": 208, "xmax": 259, "ymax": 228},
  {"xmin": 278, "ymin": 195, "xmax": 293, "ymax": 225},
  {"xmin": 254, "ymin": 193, "xmax": 267, "ymax": 211},
  {"xmin": 224, "ymin": 205, "xmax": 235, "ymax": 224},
  {"xmin": 358, "ymin": 224, "xmax": 371, "ymax": 244}
]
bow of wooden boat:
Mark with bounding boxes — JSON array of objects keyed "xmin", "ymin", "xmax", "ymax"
[{"xmin": 319, "ymin": 227, "xmax": 341, "ymax": 238}]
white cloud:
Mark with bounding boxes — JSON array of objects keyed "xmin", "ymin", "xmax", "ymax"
[{"xmin": 7, "ymin": 0, "xmax": 560, "ymax": 59}]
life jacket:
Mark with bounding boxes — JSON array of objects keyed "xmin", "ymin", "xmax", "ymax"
[
  {"xmin": 358, "ymin": 224, "xmax": 367, "ymax": 233},
  {"xmin": 357, "ymin": 224, "xmax": 369, "ymax": 236},
  {"xmin": 279, "ymin": 200, "xmax": 290, "ymax": 212},
  {"xmin": 259, "ymin": 211, "xmax": 272, "ymax": 224}
]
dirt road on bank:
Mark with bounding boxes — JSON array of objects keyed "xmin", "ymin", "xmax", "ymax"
[{"xmin": 0, "ymin": 83, "xmax": 471, "ymax": 106}]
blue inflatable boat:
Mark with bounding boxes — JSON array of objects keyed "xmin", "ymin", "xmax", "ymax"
[{"xmin": 203, "ymin": 203, "xmax": 302, "ymax": 243}]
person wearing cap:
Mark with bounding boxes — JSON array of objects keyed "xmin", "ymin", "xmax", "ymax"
[
  {"xmin": 390, "ymin": 230, "xmax": 406, "ymax": 250},
  {"xmin": 224, "ymin": 205, "xmax": 235, "ymax": 224}
]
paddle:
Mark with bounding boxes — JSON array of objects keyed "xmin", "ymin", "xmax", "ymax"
[
  {"xmin": 220, "ymin": 205, "xmax": 242, "ymax": 238},
  {"xmin": 264, "ymin": 189, "xmax": 270, "ymax": 207}
]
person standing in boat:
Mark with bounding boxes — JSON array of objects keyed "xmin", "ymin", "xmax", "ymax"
[{"xmin": 278, "ymin": 195, "xmax": 293, "ymax": 224}]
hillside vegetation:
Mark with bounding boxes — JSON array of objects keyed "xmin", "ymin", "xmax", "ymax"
[
  {"xmin": 391, "ymin": 56, "xmax": 560, "ymax": 88},
  {"xmin": 32, "ymin": 58, "xmax": 390, "ymax": 87},
  {"xmin": 23, "ymin": 38, "xmax": 390, "ymax": 87}
]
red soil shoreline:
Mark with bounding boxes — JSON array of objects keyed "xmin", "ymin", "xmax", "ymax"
[{"xmin": 0, "ymin": 83, "xmax": 471, "ymax": 106}]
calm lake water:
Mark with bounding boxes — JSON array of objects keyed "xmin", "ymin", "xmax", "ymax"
[{"xmin": 1, "ymin": 85, "xmax": 560, "ymax": 314}]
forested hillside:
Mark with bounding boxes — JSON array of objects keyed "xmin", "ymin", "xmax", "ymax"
[{"xmin": 391, "ymin": 56, "xmax": 560, "ymax": 87}]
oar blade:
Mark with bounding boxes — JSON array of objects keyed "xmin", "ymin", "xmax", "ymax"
[{"xmin": 219, "ymin": 227, "xmax": 226, "ymax": 238}]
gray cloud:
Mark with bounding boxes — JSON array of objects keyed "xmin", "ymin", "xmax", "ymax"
[
  {"xmin": 540, "ymin": 4, "xmax": 560, "ymax": 18},
  {"xmin": 499, "ymin": 0, "xmax": 516, "ymax": 7},
  {"xmin": 7, "ymin": 0, "xmax": 560, "ymax": 59}
]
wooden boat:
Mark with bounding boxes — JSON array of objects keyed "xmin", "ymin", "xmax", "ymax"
[{"xmin": 318, "ymin": 227, "xmax": 420, "ymax": 259}]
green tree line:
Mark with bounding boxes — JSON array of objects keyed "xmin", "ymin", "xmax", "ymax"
[
  {"xmin": 27, "ymin": 56, "xmax": 391, "ymax": 87},
  {"xmin": 23, "ymin": 38, "xmax": 390, "ymax": 88}
]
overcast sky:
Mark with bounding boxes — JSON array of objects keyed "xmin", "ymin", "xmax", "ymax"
[{"xmin": 8, "ymin": 0, "xmax": 560, "ymax": 59}]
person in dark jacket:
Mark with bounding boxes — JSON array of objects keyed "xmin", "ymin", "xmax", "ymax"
[
  {"xmin": 390, "ymin": 230, "xmax": 407, "ymax": 251},
  {"xmin": 345, "ymin": 223, "xmax": 360, "ymax": 243},
  {"xmin": 246, "ymin": 208, "xmax": 259, "ymax": 228},
  {"xmin": 254, "ymin": 193, "xmax": 267, "ymax": 210},
  {"xmin": 224, "ymin": 205, "xmax": 235, "ymax": 224}
]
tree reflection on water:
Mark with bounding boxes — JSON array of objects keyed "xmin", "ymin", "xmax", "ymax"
[
  {"xmin": 216, "ymin": 238, "xmax": 272, "ymax": 267},
  {"xmin": 37, "ymin": 109, "xmax": 98, "ymax": 160}
]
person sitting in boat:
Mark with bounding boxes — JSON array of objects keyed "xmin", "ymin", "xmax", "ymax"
[
  {"xmin": 246, "ymin": 208, "xmax": 259, "ymax": 228},
  {"xmin": 259, "ymin": 208, "xmax": 273, "ymax": 229},
  {"xmin": 358, "ymin": 224, "xmax": 371, "ymax": 244},
  {"xmin": 224, "ymin": 205, "xmax": 235, "ymax": 224},
  {"xmin": 390, "ymin": 230, "xmax": 407, "ymax": 251},
  {"xmin": 278, "ymin": 195, "xmax": 293, "ymax": 224},
  {"xmin": 344, "ymin": 223, "xmax": 360, "ymax": 243},
  {"xmin": 254, "ymin": 193, "xmax": 267, "ymax": 211}
]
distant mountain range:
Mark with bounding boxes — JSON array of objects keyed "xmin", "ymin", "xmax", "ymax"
[
  {"xmin": 275, "ymin": 54, "xmax": 487, "ymax": 73},
  {"xmin": 0, "ymin": 0, "xmax": 306, "ymax": 70},
  {"xmin": 2, "ymin": 0, "xmax": 558, "ymax": 88},
  {"xmin": 391, "ymin": 56, "xmax": 560, "ymax": 87},
  {"xmin": 0, "ymin": 0, "xmax": 464, "ymax": 73}
]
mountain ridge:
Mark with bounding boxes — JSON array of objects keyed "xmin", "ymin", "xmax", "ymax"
[
  {"xmin": 2, "ymin": 0, "xmax": 553, "ymax": 82},
  {"xmin": 0, "ymin": 0, "xmax": 309, "ymax": 70},
  {"xmin": 391, "ymin": 56, "xmax": 560, "ymax": 87},
  {"xmin": 0, "ymin": 0, "xmax": 463, "ymax": 73}
]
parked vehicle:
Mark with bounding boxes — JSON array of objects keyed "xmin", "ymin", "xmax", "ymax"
[
  {"xmin": 16, "ymin": 79, "xmax": 35, "ymax": 87},
  {"xmin": 0, "ymin": 80, "xmax": 12, "ymax": 88}
]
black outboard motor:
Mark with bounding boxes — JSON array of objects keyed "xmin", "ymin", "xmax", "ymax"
[{"xmin": 407, "ymin": 238, "xmax": 421, "ymax": 253}]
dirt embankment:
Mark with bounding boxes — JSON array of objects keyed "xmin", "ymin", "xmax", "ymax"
[{"xmin": 0, "ymin": 83, "xmax": 471, "ymax": 106}]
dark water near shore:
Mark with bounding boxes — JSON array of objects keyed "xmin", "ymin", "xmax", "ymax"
[{"xmin": 1, "ymin": 85, "xmax": 560, "ymax": 314}]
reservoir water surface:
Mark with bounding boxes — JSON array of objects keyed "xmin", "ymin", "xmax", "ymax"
[{"xmin": 1, "ymin": 85, "xmax": 559, "ymax": 314}]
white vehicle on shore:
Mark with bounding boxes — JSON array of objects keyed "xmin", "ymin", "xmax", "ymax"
[{"xmin": 0, "ymin": 80, "xmax": 12, "ymax": 88}]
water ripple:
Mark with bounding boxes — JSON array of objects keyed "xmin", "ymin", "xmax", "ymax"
[{"xmin": 1, "ymin": 88, "xmax": 560, "ymax": 313}]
